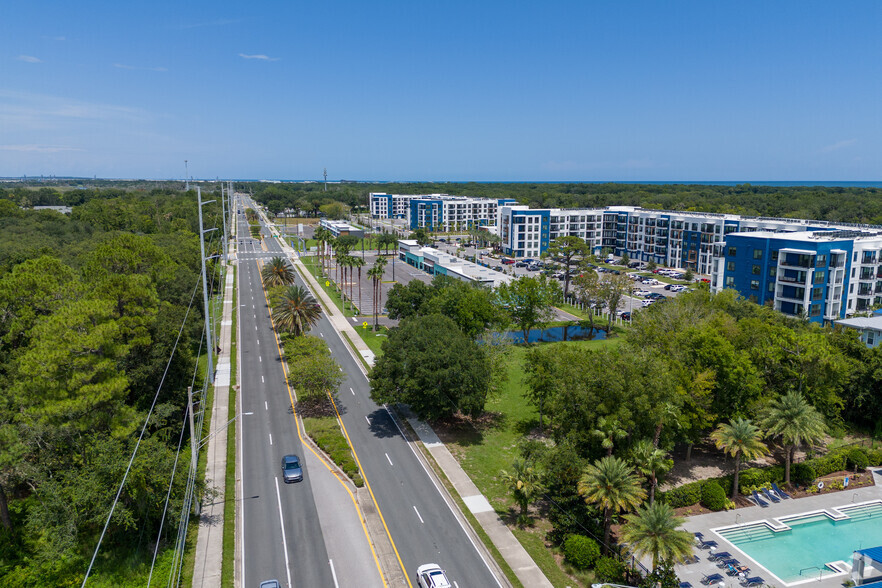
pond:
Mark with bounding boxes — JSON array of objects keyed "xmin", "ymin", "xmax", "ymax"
[{"xmin": 495, "ymin": 324, "xmax": 608, "ymax": 344}]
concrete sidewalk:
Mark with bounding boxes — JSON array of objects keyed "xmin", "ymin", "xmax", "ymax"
[
  {"xmin": 191, "ymin": 265, "xmax": 236, "ymax": 588},
  {"xmin": 274, "ymin": 236, "xmax": 553, "ymax": 588}
]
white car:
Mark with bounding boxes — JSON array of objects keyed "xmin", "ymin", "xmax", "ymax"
[
  {"xmin": 417, "ymin": 563, "xmax": 451, "ymax": 588},
  {"xmin": 641, "ymin": 279, "xmax": 659, "ymax": 285},
  {"xmin": 634, "ymin": 289, "xmax": 652, "ymax": 297},
  {"xmin": 642, "ymin": 299, "xmax": 654, "ymax": 307}
]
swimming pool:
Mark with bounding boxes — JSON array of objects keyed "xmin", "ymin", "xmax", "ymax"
[{"xmin": 714, "ymin": 501, "xmax": 882, "ymax": 585}]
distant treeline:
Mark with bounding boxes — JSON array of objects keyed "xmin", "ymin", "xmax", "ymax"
[{"xmin": 244, "ymin": 182, "xmax": 882, "ymax": 226}]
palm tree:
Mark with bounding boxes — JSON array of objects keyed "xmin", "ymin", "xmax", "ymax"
[
  {"xmin": 758, "ymin": 392, "xmax": 826, "ymax": 485},
  {"xmin": 578, "ymin": 456, "xmax": 646, "ymax": 553},
  {"xmin": 368, "ymin": 257, "xmax": 387, "ymax": 330},
  {"xmin": 271, "ymin": 285, "xmax": 321, "ymax": 336},
  {"xmin": 630, "ymin": 439, "xmax": 673, "ymax": 505},
  {"xmin": 351, "ymin": 256, "xmax": 365, "ymax": 315},
  {"xmin": 592, "ymin": 416, "xmax": 628, "ymax": 456},
  {"xmin": 501, "ymin": 459, "xmax": 545, "ymax": 525},
  {"xmin": 711, "ymin": 418, "xmax": 769, "ymax": 499},
  {"xmin": 261, "ymin": 256, "xmax": 296, "ymax": 289},
  {"xmin": 620, "ymin": 502, "xmax": 693, "ymax": 572},
  {"xmin": 313, "ymin": 226, "xmax": 331, "ymax": 275}
]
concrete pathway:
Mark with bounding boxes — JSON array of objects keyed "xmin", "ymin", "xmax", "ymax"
[
  {"xmin": 272, "ymin": 235, "xmax": 553, "ymax": 588},
  {"xmin": 191, "ymin": 265, "xmax": 236, "ymax": 588}
]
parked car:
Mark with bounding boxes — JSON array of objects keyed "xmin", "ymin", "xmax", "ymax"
[
  {"xmin": 260, "ymin": 581, "xmax": 281, "ymax": 588},
  {"xmin": 647, "ymin": 293, "xmax": 665, "ymax": 300},
  {"xmin": 642, "ymin": 299, "xmax": 654, "ymax": 307},
  {"xmin": 641, "ymin": 278, "xmax": 658, "ymax": 285},
  {"xmin": 621, "ymin": 311, "xmax": 632, "ymax": 320},
  {"xmin": 281, "ymin": 454, "xmax": 303, "ymax": 483},
  {"xmin": 417, "ymin": 563, "xmax": 451, "ymax": 588},
  {"xmin": 634, "ymin": 289, "xmax": 652, "ymax": 297},
  {"xmin": 515, "ymin": 261, "xmax": 528, "ymax": 267}
]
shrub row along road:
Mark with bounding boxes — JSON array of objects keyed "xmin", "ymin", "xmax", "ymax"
[{"xmin": 246, "ymin": 200, "xmax": 504, "ymax": 587}]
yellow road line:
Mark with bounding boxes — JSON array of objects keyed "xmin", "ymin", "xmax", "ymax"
[{"xmin": 256, "ymin": 259, "xmax": 388, "ymax": 587}]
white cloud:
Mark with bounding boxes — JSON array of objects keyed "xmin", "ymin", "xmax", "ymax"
[
  {"xmin": 113, "ymin": 63, "xmax": 168, "ymax": 72},
  {"xmin": 239, "ymin": 53, "xmax": 279, "ymax": 61},
  {"xmin": 820, "ymin": 139, "xmax": 857, "ymax": 153},
  {"xmin": 16, "ymin": 55, "xmax": 42, "ymax": 63},
  {"xmin": 0, "ymin": 144, "xmax": 81, "ymax": 153},
  {"xmin": 0, "ymin": 90, "xmax": 151, "ymax": 132}
]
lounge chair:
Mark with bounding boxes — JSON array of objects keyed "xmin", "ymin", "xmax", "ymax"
[
  {"xmin": 680, "ymin": 583, "xmax": 693, "ymax": 588},
  {"xmin": 701, "ymin": 573, "xmax": 725, "ymax": 585},
  {"xmin": 761, "ymin": 487, "xmax": 781, "ymax": 503},
  {"xmin": 708, "ymin": 551, "xmax": 732, "ymax": 561},
  {"xmin": 695, "ymin": 535, "xmax": 718, "ymax": 549},
  {"xmin": 716, "ymin": 557, "xmax": 740, "ymax": 568},
  {"xmin": 750, "ymin": 490, "xmax": 769, "ymax": 507},
  {"xmin": 740, "ymin": 576, "xmax": 765, "ymax": 587},
  {"xmin": 772, "ymin": 482, "xmax": 792, "ymax": 499},
  {"xmin": 683, "ymin": 554, "xmax": 701, "ymax": 564},
  {"xmin": 726, "ymin": 564, "xmax": 750, "ymax": 576}
]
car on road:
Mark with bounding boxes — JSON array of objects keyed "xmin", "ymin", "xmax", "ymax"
[
  {"xmin": 259, "ymin": 581, "xmax": 281, "ymax": 588},
  {"xmin": 417, "ymin": 563, "xmax": 451, "ymax": 588},
  {"xmin": 634, "ymin": 289, "xmax": 652, "ymax": 297},
  {"xmin": 642, "ymin": 299, "xmax": 654, "ymax": 307},
  {"xmin": 281, "ymin": 454, "xmax": 303, "ymax": 483},
  {"xmin": 621, "ymin": 311, "xmax": 632, "ymax": 320}
]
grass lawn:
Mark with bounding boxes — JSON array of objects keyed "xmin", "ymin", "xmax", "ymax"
[
  {"xmin": 353, "ymin": 324, "xmax": 390, "ymax": 358},
  {"xmin": 299, "ymin": 256, "xmax": 362, "ymax": 317},
  {"xmin": 435, "ymin": 337, "xmax": 618, "ymax": 587},
  {"xmin": 302, "ymin": 415, "xmax": 363, "ymax": 486},
  {"xmin": 221, "ymin": 267, "xmax": 237, "ymax": 588}
]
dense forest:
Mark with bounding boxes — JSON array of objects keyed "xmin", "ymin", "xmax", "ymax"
[
  {"xmin": 0, "ymin": 188, "xmax": 224, "ymax": 586},
  {"xmin": 245, "ymin": 181, "xmax": 882, "ymax": 225}
]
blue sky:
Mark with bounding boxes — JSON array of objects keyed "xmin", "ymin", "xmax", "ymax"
[{"xmin": 1, "ymin": 1, "xmax": 880, "ymax": 181}]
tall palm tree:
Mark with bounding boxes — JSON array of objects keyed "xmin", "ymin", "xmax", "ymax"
[
  {"xmin": 261, "ymin": 256, "xmax": 295, "ymax": 289},
  {"xmin": 351, "ymin": 256, "xmax": 365, "ymax": 314},
  {"xmin": 313, "ymin": 226, "xmax": 330, "ymax": 275},
  {"xmin": 620, "ymin": 502, "xmax": 693, "ymax": 572},
  {"xmin": 271, "ymin": 285, "xmax": 321, "ymax": 336},
  {"xmin": 630, "ymin": 439, "xmax": 673, "ymax": 505},
  {"xmin": 592, "ymin": 416, "xmax": 628, "ymax": 456},
  {"xmin": 759, "ymin": 392, "xmax": 826, "ymax": 485},
  {"xmin": 711, "ymin": 418, "xmax": 769, "ymax": 499},
  {"xmin": 578, "ymin": 456, "xmax": 646, "ymax": 553},
  {"xmin": 501, "ymin": 459, "xmax": 545, "ymax": 525},
  {"xmin": 368, "ymin": 257, "xmax": 387, "ymax": 330}
]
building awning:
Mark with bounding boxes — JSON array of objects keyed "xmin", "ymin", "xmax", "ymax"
[{"xmin": 857, "ymin": 546, "xmax": 882, "ymax": 563}]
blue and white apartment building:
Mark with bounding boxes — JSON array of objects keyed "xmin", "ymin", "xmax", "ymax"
[
  {"xmin": 370, "ymin": 193, "xmax": 517, "ymax": 232},
  {"xmin": 494, "ymin": 204, "xmax": 882, "ymax": 323}
]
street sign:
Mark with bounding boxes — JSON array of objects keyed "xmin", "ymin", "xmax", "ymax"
[
  {"xmin": 362, "ymin": 322, "xmax": 368, "ymax": 329},
  {"xmin": 325, "ymin": 280, "xmax": 330, "ymax": 287}
]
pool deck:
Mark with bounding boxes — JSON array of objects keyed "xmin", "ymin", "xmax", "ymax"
[{"xmin": 674, "ymin": 468, "xmax": 882, "ymax": 588}]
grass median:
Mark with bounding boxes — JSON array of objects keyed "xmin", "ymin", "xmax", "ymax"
[{"xmin": 302, "ymin": 416, "xmax": 364, "ymax": 487}]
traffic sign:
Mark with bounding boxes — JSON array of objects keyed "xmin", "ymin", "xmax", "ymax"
[
  {"xmin": 362, "ymin": 321, "xmax": 368, "ymax": 329},
  {"xmin": 325, "ymin": 280, "xmax": 330, "ymax": 287}
]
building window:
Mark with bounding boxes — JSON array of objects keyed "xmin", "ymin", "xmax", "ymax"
[
  {"xmin": 754, "ymin": 249, "xmax": 763, "ymax": 259},
  {"xmin": 868, "ymin": 332, "xmax": 876, "ymax": 346},
  {"xmin": 752, "ymin": 265, "xmax": 761, "ymax": 275},
  {"xmin": 769, "ymin": 267, "xmax": 777, "ymax": 278},
  {"xmin": 725, "ymin": 276, "xmax": 735, "ymax": 288},
  {"xmin": 768, "ymin": 281, "xmax": 775, "ymax": 292},
  {"xmin": 726, "ymin": 261, "xmax": 735, "ymax": 272},
  {"xmin": 749, "ymin": 295, "xmax": 758, "ymax": 303},
  {"xmin": 814, "ymin": 270, "xmax": 826, "ymax": 284},
  {"xmin": 816, "ymin": 254, "xmax": 827, "ymax": 267},
  {"xmin": 813, "ymin": 287, "xmax": 823, "ymax": 301},
  {"xmin": 750, "ymin": 280, "xmax": 760, "ymax": 290},
  {"xmin": 728, "ymin": 246, "xmax": 737, "ymax": 257},
  {"xmin": 771, "ymin": 251, "xmax": 779, "ymax": 261}
]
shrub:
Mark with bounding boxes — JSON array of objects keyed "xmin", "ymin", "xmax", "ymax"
[
  {"xmin": 791, "ymin": 462, "xmax": 816, "ymax": 485},
  {"xmin": 663, "ymin": 481, "xmax": 703, "ymax": 508},
  {"xmin": 738, "ymin": 468, "xmax": 767, "ymax": 493},
  {"xmin": 563, "ymin": 534, "xmax": 601, "ymax": 570},
  {"xmin": 809, "ymin": 451, "xmax": 847, "ymax": 477},
  {"xmin": 594, "ymin": 556, "xmax": 628, "ymax": 583},
  {"xmin": 847, "ymin": 448, "xmax": 870, "ymax": 471},
  {"xmin": 701, "ymin": 481, "xmax": 728, "ymax": 511},
  {"xmin": 868, "ymin": 448, "xmax": 882, "ymax": 467}
]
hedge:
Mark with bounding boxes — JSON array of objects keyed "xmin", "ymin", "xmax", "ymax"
[
  {"xmin": 701, "ymin": 481, "xmax": 728, "ymax": 511},
  {"xmin": 594, "ymin": 556, "xmax": 628, "ymax": 583},
  {"xmin": 847, "ymin": 447, "xmax": 869, "ymax": 471},
  {"xmin": 563, "ymin": 535, "xmax": 600, "ymax": 570}
]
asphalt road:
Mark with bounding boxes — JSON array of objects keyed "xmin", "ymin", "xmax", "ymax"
[
  {"xmin": 237, "ymin": 206, "xmax": 338, "ymax": 588},
  {"xmin": 251, "ymin": 204, "xmax": 504, "ymax": 587}
]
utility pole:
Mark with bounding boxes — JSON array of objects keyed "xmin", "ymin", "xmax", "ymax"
[
  {"xmin": 220, "ymin": 183, "xmax": 228, "ymax": 263},
  {"xmin": 197, "ymin": 187, "xmax": 216, "ymax": 384},
  {"xmin": 185, "ymin": 160, "xmax": 189, "ymax": 191},
  {"xmin": 323, "ymin": 168, "xmax": 327, "ymax": 192},
  {"xmin": 186, "ymin": 385, "xmax": 199, "ymax": 514}
]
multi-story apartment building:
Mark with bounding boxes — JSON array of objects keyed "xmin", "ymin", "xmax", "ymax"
[
  {"xmin": 498, "ymin": 205, "xmax": 852, "ymax": 275},
  {"xmin": 369, "ymin": 192, "xmax": 516, "ymax": 232},
  {"xmin": 712, "ymin": 229, "xmax": 882, "ymax": 323}
]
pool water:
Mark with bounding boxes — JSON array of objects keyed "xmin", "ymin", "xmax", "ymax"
[{"xmin": 717, "ymin": 502, "xmax": 882, "ymax": 583}]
